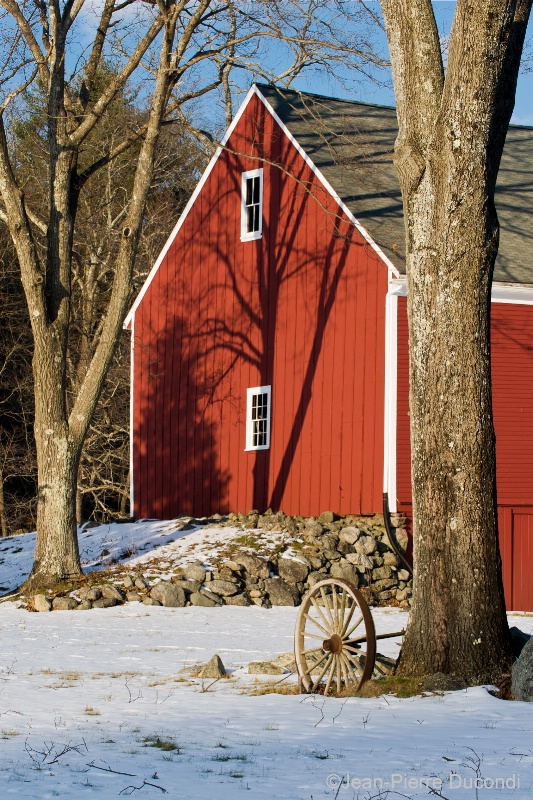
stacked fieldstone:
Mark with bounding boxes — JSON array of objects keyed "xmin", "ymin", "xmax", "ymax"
[{"xmin": 29, "ymin": 509, "xmax": 412, "ymax": 612}]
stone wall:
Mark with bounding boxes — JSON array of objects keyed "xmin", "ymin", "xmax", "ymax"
[{"xmin": 30, "ymin": 510, "xmax": 412, "ymax": 612}]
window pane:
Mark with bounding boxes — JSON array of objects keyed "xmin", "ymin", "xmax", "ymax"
[
  {"xmin": 246, "ymin": 178, "xmax": 253, "ymax": 206},
  {"xmin": 247, "ymin": 206, "xmax": 254, "ymax": 232},
  {"xmin": 253, "ymin": 176, "xmax": 260, "ymax": 204}
]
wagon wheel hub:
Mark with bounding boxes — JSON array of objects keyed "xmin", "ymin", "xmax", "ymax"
[{"xmin": 322, "ymin": 633, "xmax": 343, "ymax": 654}]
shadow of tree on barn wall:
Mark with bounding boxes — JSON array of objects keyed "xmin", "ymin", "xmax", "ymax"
[
  {"xmin": 133, "ymin": 96, "xmax": 386, "ymax": 518},
  {"xmin": 134, "ymin": 316, "xmax": 230, "ymax": 519}
]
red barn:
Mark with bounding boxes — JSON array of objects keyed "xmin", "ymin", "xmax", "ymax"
[{"xmin": 125, "ymin": 85, "xmax": 533, "ymax": 610}]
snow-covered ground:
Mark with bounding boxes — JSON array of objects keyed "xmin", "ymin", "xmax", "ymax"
[{"xmin": 1, "ymin": 520, "xmax": 533, "ymax": 799}]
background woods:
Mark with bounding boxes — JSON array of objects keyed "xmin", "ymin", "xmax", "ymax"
[
  {"xmin": 0, "ymin": 76, "xmax": 205, "ymax": 534},
  {"xmin": 0, "ymin": 0, "xmax": 380, "ymax": 588}
]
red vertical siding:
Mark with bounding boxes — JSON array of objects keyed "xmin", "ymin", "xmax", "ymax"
[
  {"xmin": 132, "ymin": 93, "xmax": 388, "ymax": 518},
  {"xmin": 396, "ymin": 298, "xmax": 533, "ymax": 610}
]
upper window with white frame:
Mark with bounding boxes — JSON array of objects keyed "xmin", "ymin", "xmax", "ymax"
[
  {"xmin": 241, "ymin": 169, "xmax": 263, "ymax": 241},
  {"xmin": 245, "ymin": 385, "xmax": 271, "ymax": 450}
]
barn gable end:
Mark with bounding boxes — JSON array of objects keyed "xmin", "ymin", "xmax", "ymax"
[{"xmin": 128, "ymin": 87, "xmax": 390, "ymax": 519}]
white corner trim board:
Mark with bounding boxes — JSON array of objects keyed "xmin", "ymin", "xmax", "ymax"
[
  {"xmin": 129, "ymin": 316, "xmax": 135, "ymax": 516},
  {"xmin": 383, "ymin": 291, "xmax": 398, "ymax": 512},
  {"xmin": 124, "ymin": 84, "xmax": 401, "ymax": 328}
]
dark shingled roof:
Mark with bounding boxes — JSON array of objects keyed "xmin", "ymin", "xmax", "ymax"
[{"xmin": 257, "ymin": 84, "xmax": 533, "ymax": 285}]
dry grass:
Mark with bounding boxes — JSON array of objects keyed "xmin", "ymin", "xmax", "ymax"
[
  {"xmin": 245, "ymin": 681, "xmax": 300, "ymax": 696},
  {"xmin": 340, "ymin": 675, "xmax": 425, "ymax": 698}
]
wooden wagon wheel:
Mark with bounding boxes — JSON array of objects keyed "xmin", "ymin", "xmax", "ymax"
[{"xmin": 294, "ymin": 578, "xmax": 376, "ymax": 696}]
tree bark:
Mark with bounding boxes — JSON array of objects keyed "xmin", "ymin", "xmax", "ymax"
[
  {"xmin": 30, "ymin": 426, "xmax": 81, "ymax": 588},
  {"xmin": 0, "ymin": 467, "xmax": 7, "ymax": 538},
  {"xmin": 381, "ymin": 0, "xmax": 532, "ymax": 680}
]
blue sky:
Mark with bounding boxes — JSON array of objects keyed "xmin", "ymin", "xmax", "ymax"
[{"xmin": 286, "ymin": 1, "xmax": 533, "ymax": 127}]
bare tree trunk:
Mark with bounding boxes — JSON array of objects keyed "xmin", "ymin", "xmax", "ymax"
[
  {"xmin": 31, "ymin": 430, "xmax": 81, "ymax": 587},
  {"xmin": 380, "ymin": 0, "xmax": 532, "ymax": 680},
  {"xmin": 0, "ymin": 467, "xmax": 7, "ymax": 537}
]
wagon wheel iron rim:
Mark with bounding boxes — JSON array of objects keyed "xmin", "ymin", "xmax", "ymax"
[{"xmin": 294, "ymin": 578, "xmax": 376, "ymax": 696}]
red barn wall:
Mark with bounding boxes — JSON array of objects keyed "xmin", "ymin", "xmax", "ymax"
[
  {"xmin": 132, "ymin": 93, "xmax": 389, "ymax": 519},
  {"xmin": 396, "ymin": 296, "xmax": 533, "ymax": 609}
]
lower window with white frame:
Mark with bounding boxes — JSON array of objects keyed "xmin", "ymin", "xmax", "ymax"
[{"xmin": 246, "ymin": 385, "xmax": 271, "ymax": 450}]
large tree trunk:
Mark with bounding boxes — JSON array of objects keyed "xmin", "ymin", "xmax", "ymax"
[
  {"xmin": 380, "ymin": 0, "xmax": 532, "ymax": 681},
  {"xmin": 24, "ymin": 340, "xmax": 83, "ymax": 589},
  {"xmin": 399, "ymin": 150, "xmax": 509, "ymax": 680},
  {"xmin": 30, "ymin": 430, "xmax": 81, "ymax": 588}
]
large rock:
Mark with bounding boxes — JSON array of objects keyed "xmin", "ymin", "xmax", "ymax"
[
  {"xmin": 510, "ymin": 626, "xmax": 531, "ymax": 659},
  {"xmin": 382, "ymin": 552, "xmax": 399, "ymax": 567},
  {"xmin": 190, "ymin": 591, "xmax": 218, "ymax": 607},
  {"xmin": 208, "ymin": 579, "xmax": 239, "ymax": 597},
  {"xmin": 185, "ymin": 563, "xmax": 206, "ymax": 583},
  {"xmin": 264, "ymin": 578, "xmax": 299, "ymax": 606},
  {"xmin": 173, "ymin": 579, "xmax": 201, "ymax": 594},
  {"xmin": 329, "ymin": 559, "xmax": 359, "ymax": 585},
  {"xmin": 74, "ymin": 600, "xmax": 92, "ymax": 611},
  {"xmin": 233, "ymin": 553, "xmax": 271, "ymax": 579},
  {"xmin": 101, "ymin": 585, "xmax": 125, "ymax": 601},
  {"xmin": 319, "ymin": 511, "xmax": 337, "ymax": 524},
  {"xmin": 78, "ymin": 586, "xmax": 102, "ymax": 601},
  {"xmin": 92, "ymin": 597, "xmax": 120, "ymax": 608},
  {"xmin": 142, "ymin": 597, "xmax": 161, "ymax": 606},
  {"xmin": 307, "ymin": 571, "xmax": 327, "ymax": 588},
  {"xmin": 395, "ymin": 528, "xmax": 409, "ymax": 552},
  {"xmin": 346, "ymin": 552, "xmax": 373, "ymax": 571},
  {"xmin": 199, "ymin": 654, "xmax": 226, "ymax": 679},
  {"xmin": 224, "ymin": 593, "xmax": 251, "ymax": 606},
  {"xmin": 512, "ymin": 636, "xmax": 533, "ymax": 701},
  {"xmin": 52, "ymin": 597, "xmax": 78, "ymax": 610},
  {"xmin": 354, "ymin": 535, "xmax": 377, "ymax": 556},
  {"xmin": 278, "ymin": 557, "xmax": 309, "ymax": 584},
  {"xmin": 372, "ymin": 566, "xmax": 393, "ymax": 581},
  {"xmin": 150, "ymin": 582, "xmax": 186, "ymax": 607},
  {"xmin": 33, "ymin": 594, "xmax": 51, "ymax": 612},
  {"xmin": 339, "ymin": 527, "xmax": 361, "ymax": 545}
]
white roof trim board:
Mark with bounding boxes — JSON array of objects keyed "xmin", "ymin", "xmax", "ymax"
[{"xmin": 124, "ymin": 84, "xmax": 403, "ymax": 328}]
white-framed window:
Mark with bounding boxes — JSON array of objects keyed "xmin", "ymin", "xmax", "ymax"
[
  {"xmin": 245, "ymin": 385, "xmax": 271, "ymax": 450},
  {"xmin": 241, "ymin": 169, "xmax": 263, "ymax": 241}
]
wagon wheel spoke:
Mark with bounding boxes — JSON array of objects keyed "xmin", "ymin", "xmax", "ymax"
[
  {"xmin": 303, "ymin": 632, "xmax": 329, "ymax": 641},
  {"xmin": 345, "ymin": 615, "xmax": 364, "ymax": 639},
  {"xmin": 342, "ymin": 649, "xmax": 363, "ymax": 680},
  {"xmin": 332, "ymin": 587, "xmax": 339, "ymax": 633},
  {"xmin": 311, "ymin": 653, "xmax": 334, "ymax": 693},
  {"xmin": 302, "ymin": 646, "xmax": 325, "ymax": 657},
  {"xmin": 310, "ymin": 596, "xmax": 334, "ymax": 635},
  {"xmin": 340, "ymin": 601, "xmax": 357, "ymax": 637},
  {"xmin": 336, "ymin": 654, "xmax": 342, "ymax": 694},
  {"xmin": 303, "ymin": 611, "xmax": 330, "ymax": 637},
  {"xmin": 319, "ymin": 586, "xmax": 336, "ymax": 629},
  {"xmin": 323, "ymin": 657, "xmax": 336, "ymax": 696},
  {"xmin": 339, "ymin": 652, "xmax": 353, "ymax": 686},
  {"xmin": 310, "ymin": 650, "xmax": 329, "ymax": 671},
  {"xmin": 342, "ymin": 642, "xmax": 361, "ymax": 655},
  {"xmin": 338, "ymin": 589, "xmax": 347, "ymax": 633}
]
